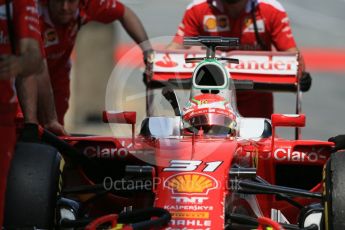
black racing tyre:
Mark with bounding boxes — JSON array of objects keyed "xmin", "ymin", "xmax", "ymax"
[
  {"xmin": 323, "ymin": 150, "xmax": 345, "ymax": 230},
  {"xmin": 4, "ymin": 142, "xmax": 63, "ymax": 229}
]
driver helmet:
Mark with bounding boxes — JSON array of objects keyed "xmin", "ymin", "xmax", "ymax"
[{"xmin": 183, "ymin": 93, "xmax": 237, "ymax": 136}]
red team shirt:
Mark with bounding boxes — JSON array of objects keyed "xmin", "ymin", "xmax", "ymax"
[
  {"xmin": 0, "ymin": 0, "xmax": 42, "ymax": 226},
  {"xmin": 173, "ymin": 0, "xmax": 297, "ymax": 118},
  {"xmin": 38, "ymin": 0, "xmax": 125, "ymax": 124},
  {"xmin": 0, "ymin": 0, "xmax": 42, "ymax": 121}
]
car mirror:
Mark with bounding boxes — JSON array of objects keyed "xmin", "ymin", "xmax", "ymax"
[
  {"xmin": 102, "ymin": 111, "xmax": 136, "ymax": 124},
  {"xmin": 271, "ymin": 114, "xmax": 305, "ymax": 128}
]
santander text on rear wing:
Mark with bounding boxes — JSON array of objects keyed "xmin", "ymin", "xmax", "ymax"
[{"xmin": 149, "ymin": 50, "xmax": 301, "ymax": 92}]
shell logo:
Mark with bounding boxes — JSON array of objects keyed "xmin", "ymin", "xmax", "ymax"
[
  {"xmin": 204, "ymin": 17, "xmax": 217, "ymax": 31},
  {"xmin": 164, "ymin": 173, "xmax": 218, "ymax": 194}
]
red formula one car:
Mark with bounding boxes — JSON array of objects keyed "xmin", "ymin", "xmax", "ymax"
[{"xmin": 4, "ymin": 37, "xmax": 345, "ymax": 230}]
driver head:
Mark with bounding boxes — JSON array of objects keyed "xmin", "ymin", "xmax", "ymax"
[
  {"xmin": 48, "ymin": 0, "xmax": 80, "ymax": 25},
  {"xmin": 183, "ymin": 94, "xmax": 237, "ymax": 136}
]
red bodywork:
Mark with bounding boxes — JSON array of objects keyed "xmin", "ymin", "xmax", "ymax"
[
  {"xmin": 61, "ymin": 127, "xmax": 333, "ymax": 229},
  {"xmin": 59, "ymin": 50, "xmax": 332, "ymax": 229}
]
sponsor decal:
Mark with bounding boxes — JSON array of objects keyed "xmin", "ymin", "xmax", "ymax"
[
  {"xmin": 83, "ymin": 145, "xmax": 128, "ymax": 159},
  {"xmin": 26, "ymin": 6, "xmax": 38, "ymax": 15},
  {"xmin": 153, "ymin": 53, "xmax": 298, "ymax": 75},
  {"xmin": 203, "ymin": 15, "xmax": 217, "ymax": 32},
  {"xmin": 25, "ymin": 16, "xmax": 39, "ymax": 24},
  {"xmin": 217, "ymin": 15, "xmax": 230, "ymax": 31},
  {"xmin": 172, "ymin": 196, "xmax": 208, "ymax": 204},
  {"xmin": 170, "ymin": 219, "xmax": 212, "ymax": 227},
  {"xmin": 225, "ymin": 59, "xmax": 295, "ymax": 72},
  {"xmin": 204, "ymin": 15, "xmax": 230, "ymax": 32},
  {"xmin": 164, "ymin": 173, "xmax": 218, "ymax": 194},
  {"xmin": 243, "ymin": 18, "xmax": 265, "ymax": 33},
  {"xmin": 171, "ymin": 211, "xmax": 209, "ymax": 219},
  {"xmin": 164, "ymin": 205, "xmax": 213, "ymax": 211},
  {"xmin": 44, "ymin": 28, "xmax": 59, "ymax": 47},
  {"xmin": 155, "ymin": 53, "xmax": 178, "ymax": 68},
  {"xmin": 274, "ymin": 148, "xmax": 326, "ymax": 162}
]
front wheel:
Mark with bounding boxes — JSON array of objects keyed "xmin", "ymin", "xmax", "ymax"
[
  {"xmin": 4, "ymin": 142, "xmax": 63, "ymax": 229},
  {"xmin": 323, "ymin": 150, "xmax": 345, "ymax": 230}
]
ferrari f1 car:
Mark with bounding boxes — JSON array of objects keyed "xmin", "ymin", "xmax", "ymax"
[{"xmin": 4, "ymin": 37, "xmax": 345, "ymax": 230}]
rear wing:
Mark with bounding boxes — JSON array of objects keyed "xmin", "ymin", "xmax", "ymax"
[{"xmin": 148, "ymin": 50, "xmax": 301, "ymax": 92}]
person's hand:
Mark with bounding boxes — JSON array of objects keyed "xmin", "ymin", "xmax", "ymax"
[
  {"xmin": 143, "ymin": 49, "xmax": 155, "ymax": 69},
  {"xmin": 328, "ymin": 135, "xmax": 345, "ymax": 152},
  {"xmin": 0, "ymin": 55, "xmax": 22, "ymax": 80},
  {"xmin": 300, "ymin": 71, "xmax": 312, "ymax": 92},
  {"xmin": 45, "ymin": 120, "xmax": 68, "ymax": 136}
]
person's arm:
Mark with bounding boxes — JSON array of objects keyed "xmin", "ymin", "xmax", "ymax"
[
  {"xmin": 14, "ymin": 39, "xmax": 65, "ymax": 136},
  {"xmin": 37, "ymin": 61, "xmax": 66, "ymax": 135},
  {"xmin": 0, "ymin": 39, "xmax": 43, "ymax": 81},
  {"xmin": 119, "ymin": 6, "xmax": 152, "ymax": 52},
  {"xmin": 166, "ymin": 42, "xmax": 185, "ymax": 50},
  {"xmin": 15, "ymin": 38, "xmax": 43, "ymax": 125},
  {"xmin": 118, "ymin": 5, "xmax": 155, "ymax": 66}
]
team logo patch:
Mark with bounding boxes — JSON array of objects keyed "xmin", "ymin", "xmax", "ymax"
[
  {"xmin": 164, "ymin": 173, "xmax": 218, "ymax": 194},
  {"xmin": 44, "ymin": 28, "xmax": 59, "ymax": 47},
  {"xmin": 203, "ymin": 15, "xmax": 230, "ymax": 32},
  {"xmin": 243, "ymin": 17, "xmax": 265, "ymax": 33},
  {"xmin": 204, "ymin": 15, "xmax": 217, "ymax": 32},
  {"xmin": 216, "ymin": 15, "xmax": 229, "ymax": 31}
]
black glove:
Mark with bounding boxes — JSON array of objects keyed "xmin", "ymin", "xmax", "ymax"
[
  {"xmin": 143, "ymin": 49, "xmax": 155, "ymax": 66},
  {"xmin": 300, "ymin": 71, "xmax": 312, "ymax": 92},
  {"xmin": 328, "ymin": 135, "xmax": 345, "ymax": 151},
  {"xmin": 143, "ymin": 49, "xmax": 155, "ymax": 85},
  {"xmin": 18, "ymin": 123, "xmax": 40, "ymax": 143}
]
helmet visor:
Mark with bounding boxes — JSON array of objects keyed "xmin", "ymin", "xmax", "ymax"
[{"xmin": 186, "ymin": 113, "xmax": 236, "ymax": 135}]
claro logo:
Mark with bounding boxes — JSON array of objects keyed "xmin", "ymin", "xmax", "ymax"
[
  {"xmin": 273, "ymin": 148, "xmax": 326, "ymax": 162},
  {"xmin": 83, "ymin": 145, "xmax": 128, "ymax": 159}
]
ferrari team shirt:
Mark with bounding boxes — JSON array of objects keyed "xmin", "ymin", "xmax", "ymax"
[
  {"xmin": 173, "ymin": 0, "xmax": 297, "ymax": 118},
  {"xmin": 38, "ymin": 0, "xmax": 125, "ymax": 123},
  {"xmin": 0, "ymin": 0, "xmax": 42, "ymax": 227},
  {"xmin": 0, "ymin": 0, "xmax": 42, "ymax": 123},
  {"xmin": 173, "ymin": 0, "xmax": 297, "ymax": 51}
]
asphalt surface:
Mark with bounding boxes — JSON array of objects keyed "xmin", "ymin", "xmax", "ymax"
[{"xmin": 111, "ymin": 0, "xmax": 345, "ymax": 140}]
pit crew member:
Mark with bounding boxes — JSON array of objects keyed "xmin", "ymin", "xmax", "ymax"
[
  {"xmin": 167, "ymin": 0, "xmax": 311, "ymax": 118},
  {"xmin": 39, "ymin": 0, "xmax": 154, "ymax": 124},
  {"xmin": 0, "ymin": 0, "xmax": 45, "ymax": 226}
]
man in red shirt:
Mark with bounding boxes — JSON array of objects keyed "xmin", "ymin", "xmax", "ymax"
[
  {"xmin": 39, "ymin": 0, "xmax": 154, "ymax": 124},
  {"xmin": 168, "ymin": 0, "xmax": 310, "ymax": 118},
  {"xmin": 0, "ymin": 0, "xmax": 45, "ymax": 226}
]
